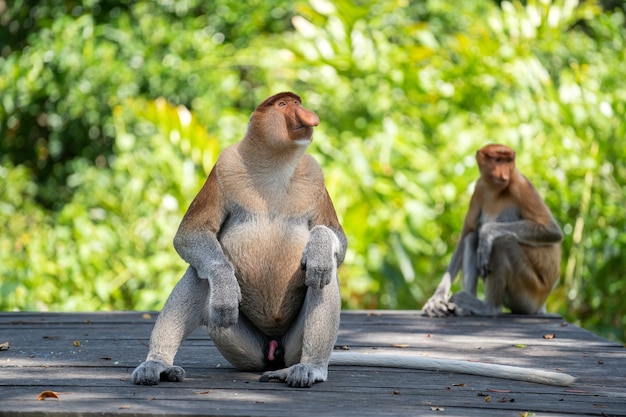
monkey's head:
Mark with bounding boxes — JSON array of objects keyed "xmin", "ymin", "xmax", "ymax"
[
  {"xmin": 247, "ymin": 92, "xmax": 320, "ymax": 148},
  {"xmin": 476, "ymin": 144, "xmax": 516, "ymax": 191}
]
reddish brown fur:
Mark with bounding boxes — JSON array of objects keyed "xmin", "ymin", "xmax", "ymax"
[{"xmin": 423, "ymin": 144, "xmax": 563, "ymax": 317}]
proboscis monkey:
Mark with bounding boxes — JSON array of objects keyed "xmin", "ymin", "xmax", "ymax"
[
  {"xmin": 132, "ymin": 98, "xmax": 574, "ymax": 388},
  {"xmin": 422, "ymin": 144, "xmax": 563, "ymax": 318}
]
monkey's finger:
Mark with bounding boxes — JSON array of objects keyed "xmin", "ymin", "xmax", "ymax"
[
  {"xmin": 305, "ymin": 269, "xmax": 333, "ymax": 289},
  {"xmin": 260, "ymin": 369, "xmax": 288, "ymax": 383}
]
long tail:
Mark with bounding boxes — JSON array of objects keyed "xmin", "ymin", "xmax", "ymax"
[{"xmin": 329, "ymin": 352, "xmax": 576, "ymax": 387}]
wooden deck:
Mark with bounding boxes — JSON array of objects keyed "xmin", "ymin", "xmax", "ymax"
[{"xmin": 0, "ymin": 310, "xmax": 624, "ymax": 417}]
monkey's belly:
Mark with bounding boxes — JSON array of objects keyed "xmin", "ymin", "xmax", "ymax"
[{"xmin": 219, "ymin": 218, "xmax": 310, "ymax": 336}]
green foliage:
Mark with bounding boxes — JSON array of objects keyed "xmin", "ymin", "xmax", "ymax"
[{"xmin": 1, "ymin": 0, "xmax": 625, "ymax": 343}]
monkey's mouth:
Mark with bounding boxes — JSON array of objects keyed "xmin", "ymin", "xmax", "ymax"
[{"xmin": 491, "ymin": 178, "xmax": 510, "ymax": 189}]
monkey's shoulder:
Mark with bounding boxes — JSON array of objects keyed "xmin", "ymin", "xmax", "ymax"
[{"xmin": 293, "ymin": 154, "xmax": 325, "ymax": 184}]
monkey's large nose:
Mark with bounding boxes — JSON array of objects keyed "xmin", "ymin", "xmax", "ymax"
[{"xmin": 296, "ymin": 107, "xmax": 320, "ymax": 127}]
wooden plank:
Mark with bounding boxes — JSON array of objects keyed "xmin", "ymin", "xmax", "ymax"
[{"xmin": 0, "ymin": 311, "xmax": 624, "ymax": 417}]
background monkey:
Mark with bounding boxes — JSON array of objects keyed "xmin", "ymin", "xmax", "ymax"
[
  {"xmin": 422, "ymin": 144, "xmax": 563, "ymax": 318},
  {"xmin": 132, "ymin": 98, "xmax": 574, "ymax": 388}
]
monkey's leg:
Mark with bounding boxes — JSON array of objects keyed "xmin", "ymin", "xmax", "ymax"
[
  {"xmin": 132, "ymin": 267, "xmax": 209, "ymax": 385},
  {"xmin": 260, "ymin": 275, "xmax": 341, "ymax": 388},
  {"xmin": 208, "ymin": 314, "xmax": 268, "ymax": 372},
  {"xmin": 498, "ymin": 241, "xmax": 559, "ymax": 314}
]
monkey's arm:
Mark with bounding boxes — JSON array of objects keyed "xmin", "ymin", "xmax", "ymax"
[
  {"xmin": 422, "ymin": 195, "xmax": 481, "ymax": 317},
  {"xmin": 421, "ymin": 238, "xmax": 464, "ymax": 317},
  {"xmin": 476, "ymin": 183, "xmax": 563, "ymax": 277},
  {"xmin": 173, "ymin": 168, "xmax": 241, "ymax": 328},
  {"xmin": 301, "ymin": 187, "xmax": 347, "ymax": 290}
]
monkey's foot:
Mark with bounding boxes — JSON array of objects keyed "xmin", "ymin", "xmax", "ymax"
[
  {"xmin": 259, "ymin": 363, "xmax": 328, "ymax": 388},
  {"xmin": 449, "ymin": 292, "xmax": 498, "ymax": 316},
  {"xmin": 131, "ymin": 360, "xmax": 186, "ymax": 385}
]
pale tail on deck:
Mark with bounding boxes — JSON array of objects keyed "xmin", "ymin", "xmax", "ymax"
[{"xmin": 329, "ymin": 352, "xmax": 577, "ymax": 387}]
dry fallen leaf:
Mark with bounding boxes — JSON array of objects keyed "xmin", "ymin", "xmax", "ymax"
[
  {"xmin": 0, "ymin": 342, "xmax": 9, "ymax": 351},
  {"xmin": 119, "ymin": 405, "xmax": 130, "ymax": 409},
  {"xmin": 37, "ymin": 391, "xmax": 60, "ymax": 401},
  {"xmin": 499, "ymin": 397, "xmax": 515, "ymax": 403},
  {"xmin": 73, "ymin": 340, "xmax": 81, "ymax": 347},
  {"xmin": 484, "ymin": 395, "xmax": 492, "ymax": 403},
  {"xmin": 452, "ymin": 383, "xmax": 466, "ymax": 387},
  {"xmin": 543, "ymin": 333, "xmax": 556, "ymax": 339},
  {"xmin": 192, "ymin": 390, "xmax": 211, "ymax": 395},
  {"xmin": 391, "ymin": 390, "xmax": 401, "ymax": 395},
  {"xmin": 391, "ymin": 344, "xmax": 409, "ymax": 348}
]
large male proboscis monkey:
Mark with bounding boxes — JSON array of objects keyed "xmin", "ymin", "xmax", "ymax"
[
  {"xmin": 422, "ymin": 144, "xmax": 564, "ymax": 318},
  {"xmin": 131, "ymin": 96, "xmax": 574, "ymax": 388}
]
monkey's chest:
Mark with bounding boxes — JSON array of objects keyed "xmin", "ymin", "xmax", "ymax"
[
  {"xmin": 480, "ymin": 205, "xmax": 522, "ymax": 224},
  {"xmin": 219, "ymin": 215, "xmax": 310, "ymax": 335}
]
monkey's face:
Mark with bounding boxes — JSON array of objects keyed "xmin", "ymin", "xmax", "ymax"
[
  {"xmin": 280, "ymin": 98, "xmax": 320, "ymax": 144},
  {"xmin": 251, "ymin": 92, "xmax": 320, "ymax": 147},
  {"xmin": 477, "ymin": 144, "xmax": 516, "ymax": 191}
]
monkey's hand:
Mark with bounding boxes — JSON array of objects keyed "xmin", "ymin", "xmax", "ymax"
[
  {"xmin": 422, "ymin": 292, "xmax": 454, "ymax": 318},
  {"xmin": 206, "ymin": 261, "xmax": 241, "ymax": 328},
  {"xmin": 131, "ymin": 360, "xmax": 186, "ymax": 385},
  {"xmin": 421, "ymin": 272, "xmax": 455, "ymax": 317},
  {"xmin": 300, "ymin": 226, "xmax": 341, "ymax": 290}
]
